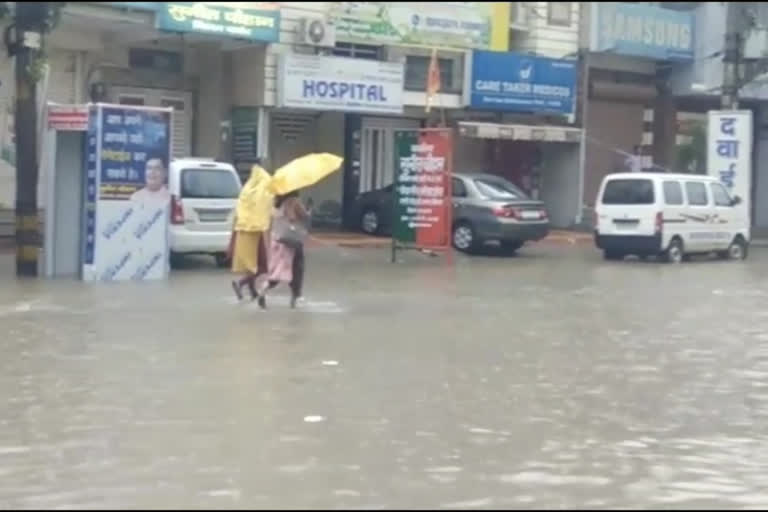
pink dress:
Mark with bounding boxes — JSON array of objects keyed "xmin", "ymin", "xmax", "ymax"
[{"xmin": 266, "ymin": 206, "xmax": 296, "ymax": 283}]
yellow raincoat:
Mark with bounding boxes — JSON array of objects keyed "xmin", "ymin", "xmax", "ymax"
[
  {"xmin": 231, "ymin": 165, "xmax": 274, "ymax": 274},
  {"xmin": 235, "ymin": 165, "xmax": 274, "ymax": 232}
]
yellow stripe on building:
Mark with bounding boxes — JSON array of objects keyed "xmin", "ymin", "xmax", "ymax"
[{"xmin": 489, "ymin": 2, "xmax": 511, "ymax": 51}]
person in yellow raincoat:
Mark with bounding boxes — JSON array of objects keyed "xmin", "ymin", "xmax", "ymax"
[{"xmin": 231, "ymin": 163, "xmax": 274, "ymax": 305}]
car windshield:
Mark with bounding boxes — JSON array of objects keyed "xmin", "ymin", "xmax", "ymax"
[
  {"xmin": 602, "ymin": 179, "xmax": 655, "ymax": 205},
  {"xmin": 181, "ymin": 169, "xmax": 241, "ymax": 199},
  {"xmin": 473, "ymin": 177, "xmax": 528, "ymax": 200}
]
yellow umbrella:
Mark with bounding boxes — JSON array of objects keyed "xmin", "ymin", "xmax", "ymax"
[{"xmin": 269, "ymin": 153, "xmax": 344, "ymax": 195}]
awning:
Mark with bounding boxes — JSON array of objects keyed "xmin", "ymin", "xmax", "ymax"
[{"xmin": 457, "ymin": 122, "xmax": 582, "ymax": 143}]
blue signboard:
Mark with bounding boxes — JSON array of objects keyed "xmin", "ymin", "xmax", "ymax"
[
  {"xmin": 99, "ymin": 107, "xmax": 171, "ymax": 201},
  {"xmin": 592, "ymin": 3, "xmax": 694, "ymax": 61},
  {"xmin": 469, "ymin": 51, "xmax": 577, "ymax": 115},
  {"xmin": 82, "ymin": 105, "xmax": 172, "ymax": 282}
]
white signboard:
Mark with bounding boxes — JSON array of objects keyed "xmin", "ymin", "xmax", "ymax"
[
  {"xmin": 82, "ymin": 104, "xmax": 172, "ymax": 282},
  {"xmin": 277, "ymin": 54, "xmax": 404, "ymax": 114},
  {"xmin": 707, "ymin": 110, "xmax": 752, "ymax": 230}
]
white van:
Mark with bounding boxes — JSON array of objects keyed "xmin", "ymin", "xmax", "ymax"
[
  {"xmin": 168, "ymin": 158, "xmax": 242, "ymax": 267},
  {"xmin": 594, "ymin": 173, "xmax": 749, "ymax": 263}
]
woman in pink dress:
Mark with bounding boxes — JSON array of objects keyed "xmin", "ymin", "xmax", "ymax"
[{"xmin": 258, "ymin": 191, "xmax": 309, "ymax": 309}]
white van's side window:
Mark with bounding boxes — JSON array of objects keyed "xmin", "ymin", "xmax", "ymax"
[
  {"xmin": 710, "ymin": 182, "xmax": 732, "ymax": 207},
  {"xmin": 685, "ymin": 181, "xmax": 709, "ymax": 206},
  {"xmin": 663, "ymin": 181, "xmax": 684, "ymax": 205}
]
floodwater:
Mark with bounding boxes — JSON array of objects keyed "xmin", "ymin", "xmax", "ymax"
[{"xmin": 1, "ymin": 245, "xmax": 768, "ymax": 509}]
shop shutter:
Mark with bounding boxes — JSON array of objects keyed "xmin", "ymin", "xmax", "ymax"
[{"xmin": 160, "ymin": 98, "xmax": 191, "ymax": 158}]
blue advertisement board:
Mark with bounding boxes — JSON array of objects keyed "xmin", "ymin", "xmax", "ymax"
[
  {"xmin": 99, "ymin": 106, "xmax": 171, "ymax": 201},
  {"xmin": 591, "ymin": 2, "xmax": 693, "ymax": 61},
  {"xmin": 82, "ymin": 105, "xmax": 172, "ymax": 282},
  {"xmin": 469, "ymin": 51, "xmax": 577, "ymax": 115}
]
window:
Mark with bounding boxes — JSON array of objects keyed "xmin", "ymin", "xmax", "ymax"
[
  {"xmin": 119, "ymin": 95, "xmax": 145, "ymax": 106},
  {"xmin": 601, "ymin": 179, "xmax": 654, "ymax": 205},
  {"xmin": 452, "ymin": 178, "xmax": 467, "ymax": 198},
  {"xmin": 129, "ymin": 48, "xmax": 183, "ymax": 73},
  {"xmin": 547, "ymin": 2, "xmax": 572, "ymax": 26},
  {"xmin": 685, "ymin": 182, "xmax": 709, "ymax": 206},
  {"xmin": 331, "ymin": 42, "xmax": 380, "ymax": 60},
  {"xmin": 663, "ymin": 181, "xmax": 684, "ymax": 205},
  {"xmin": 181, "ymin": 169, "xmax": 241, "ymax": 199},
  {"xmin": 710, "ymin": 182, "xmax": 732, "ymax": 207},
  {"xmin": 473, "ymin": 177, "xmax": 528, "ymax": 200},
  {"xmin": 404, "ymin": 55, "xmax": 457, "ymax": 93}
]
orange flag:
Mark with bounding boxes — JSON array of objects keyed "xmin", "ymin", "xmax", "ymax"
[{"xmin": 425, "ymin": 48, "xmax": 441, "ymax": 114}]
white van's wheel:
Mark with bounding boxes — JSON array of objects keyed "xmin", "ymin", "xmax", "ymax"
[
  {"xmin": 664, "ymin": 238, "xmax": 684, "ymax": 264},
  {"xmin": 727, "ymin": 237, "xmax": 748, "ymax": 261}
]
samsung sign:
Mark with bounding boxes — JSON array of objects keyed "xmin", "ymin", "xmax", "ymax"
[
  {"xmin": 278, "ymin": 54, "xmax": 404, "ymax": 114},
  {"xmin": 591, "ymin": 2, "xmax": 694, "ymax": 61}
]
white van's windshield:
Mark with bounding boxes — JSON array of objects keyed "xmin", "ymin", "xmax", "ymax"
[
  {"xmin": 602, "ymin": 179, "xmax": 655, "ymax": 205},
  {"xmin": 181, "ymin": 169, "xmax": 241, "ymax": 199}
]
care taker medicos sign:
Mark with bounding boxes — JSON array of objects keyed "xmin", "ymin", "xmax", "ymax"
[
  {"xmin": 277, "ymin": 53, "xmax": 404, "ymax": 114},
  {"xmin": 82, "ymin": 104, "xmax": 173, "ymax": 283}
]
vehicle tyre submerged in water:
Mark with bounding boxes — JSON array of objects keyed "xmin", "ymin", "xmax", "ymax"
[
  {"xmin": 452, "ymin": 222, "xmax": 476, "ymax": 253},
  {"xmin": 664, "ymin": 238, "xmax": 684, "ymax": 264},
  {"xmin": 724, "ymin": 236, "xmax": 748, "ymax": 261},
  {"xmin": 361, "ymin": 209, "xmax": 380, "ymax": 235},
  {"xmin": 215, "ymin": 252, "xmax": 229, "ymax": 268}
]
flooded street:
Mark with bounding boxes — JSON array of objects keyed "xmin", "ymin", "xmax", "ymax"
[{"xmin": 2, "ymin": 244, "xmax": 768, "ymax": 509}]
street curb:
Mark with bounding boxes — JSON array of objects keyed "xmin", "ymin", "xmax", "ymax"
[{"xmin": 308, "ymin": 231, "xmax": 593, "ymax": 249}]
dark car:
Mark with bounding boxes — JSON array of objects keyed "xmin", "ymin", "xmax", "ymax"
[{"xmin": 352, "ymin": 173, "xmax": 550, "ymax": 253}]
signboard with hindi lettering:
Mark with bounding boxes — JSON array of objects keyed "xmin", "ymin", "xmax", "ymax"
[
  {"xmin": 82, "ymin": 104, "xmax": 173, "ymax": 283},
  {"xmin": 157, "ymin": 2, "xmax": 280, "ymax": 42},
  {"xmin": 391, "ymin": 128, "xmax": 453, "ymax": 261},
  {"xmin": 707, "ymin": 110, "xmax": 752, "ymax": 231}
]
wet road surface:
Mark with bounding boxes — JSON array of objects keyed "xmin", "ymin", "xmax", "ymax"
[{"xmin": 1, "ymin": 245, "xmax": 768, "ymax": 509}]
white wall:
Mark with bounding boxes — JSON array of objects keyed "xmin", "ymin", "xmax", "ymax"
[
  {"xmin": 263, "ymin": 2, "xmax": 330, "ymax": 107},
  {"xmin": 670, "ymin": 1, "xmax": 768, "ymax": 100},
  {"xmin": 540, "ymin": 143, "xmax": 580, "ymax": 228},
  {"xmin": 513, "ymin": 2, "xmax": 580, "ymax": 58}
]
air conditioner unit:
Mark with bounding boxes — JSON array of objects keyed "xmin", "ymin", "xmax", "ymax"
[
  {"xmin": 297, "ymin": 17, "xmax": 336, "ymax": 48},
  {"xmin": 510, "ymin": 3, "xmax": 530, "ymax": 31}
]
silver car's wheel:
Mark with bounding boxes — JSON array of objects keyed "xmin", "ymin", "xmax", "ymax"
[
  {"xmin": 361, "ymin": 210, "xmax": 379, "ymax": 235},
  {"xmin": 453, "ymin": 223, "xmax": 475, "ymax": 252}
]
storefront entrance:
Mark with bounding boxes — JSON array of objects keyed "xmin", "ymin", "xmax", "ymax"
[
  {"xmin": 359, "ymin": 117, "xmax": 420, "ymax": 194},
  {"xmin": 458, "ymin": 122, "xmax": 582, "ymax": 229}
]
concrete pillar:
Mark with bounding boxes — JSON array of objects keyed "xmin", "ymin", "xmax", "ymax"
[
  {"xmin": 652, "ymin": 84, "xmax": 676, "ymax": 170},
  {"xmin": 196, "ymin": 42, "xmax": 224, "ymax": 158}
]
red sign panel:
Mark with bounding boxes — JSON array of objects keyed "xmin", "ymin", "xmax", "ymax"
[
  {"xmin": 392, "ymin": 128, "xmax": 453, "ymax": 251},
  {"xmin": 48, "ymin": 105, "xmax": 88, "ymax": 131}
]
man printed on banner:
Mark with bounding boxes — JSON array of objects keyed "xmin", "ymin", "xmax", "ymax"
[{"xmin": 130, "ymin": 153, "xmax": 170, "ymax": 206}]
